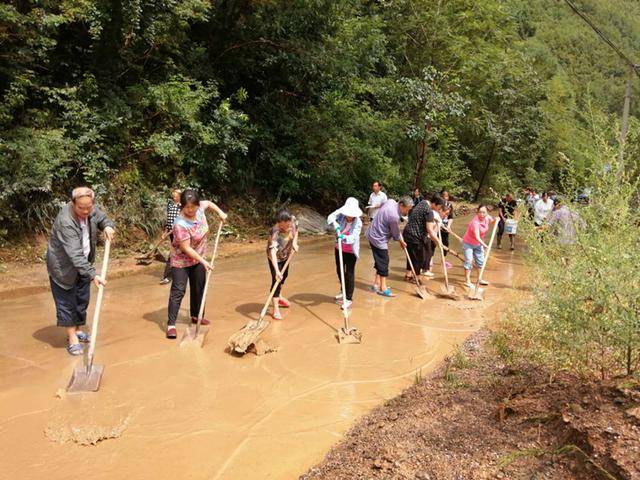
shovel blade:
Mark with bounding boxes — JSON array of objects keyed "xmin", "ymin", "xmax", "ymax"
[
  {"xmin": 180, "ymin": 325, "xmax": 208, "ymax": 348},
  {"xmin": 67, "ymin": 364, "xmax": 104, "ymax": 393},
  {"xmin": 337, "ymin": 327, "xmax": 362, "ymax": 344},
  {"xmin": 228, "ymin": 319, "xmax": 270, "ymax": 355},
  {"xmin": 467, "ymin": 286, "xmax": 484, "ymax": 301}
]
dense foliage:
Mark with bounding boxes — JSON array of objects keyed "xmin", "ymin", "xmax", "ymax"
[
  {"xmin": 1, "ymin": 0, "xmax": 639, "ymax": 236},
  {"xmin": 497, "ymin": 111, "xmax": 640, "ymax": 379}
]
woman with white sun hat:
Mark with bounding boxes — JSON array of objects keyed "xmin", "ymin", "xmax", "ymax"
[{"xmin": 327, "ymin": 197, "xmax": 363, "ymax": 309}]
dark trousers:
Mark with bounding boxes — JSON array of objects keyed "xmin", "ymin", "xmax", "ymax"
[
  {"xmin": 162, "ymin": 233, "xmax": 174, "ymax": 280},
  {"xmin": 268, "ymin": 259, "xmax": 290, "ymax": 298},
  {"xmin": 335, "ymin": 249, "xmax": 357, "ymax": 300},
  {"xmin": 168, "ymin": 263, "xmax": 206, "ymax": 326},
  {"xmin": 422, "ymin": 239, "xmax": 435, "ymax": 272},
  {"xmin": 370, "ymin": 243, "xmax": 389, "ymax": 277},
  {"xmin": 441, "ymin": 229, "xmax": 449, "ymax": 256},
  {"xmin": 405, "ymin": 240, "xmax": 424, "ymax": 274},
  {"xmin": 50, "ymin": 276, "xmax": 91, "ymax": 327}
]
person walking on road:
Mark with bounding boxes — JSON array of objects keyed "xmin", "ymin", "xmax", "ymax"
[
  {"xmin": 46, "ymin": 187, "xmax": 116, "ymax": 356},
  {"xmin": 460, "ymin": 205, "xmax": 498, "ymax": 289},
  {"xmin": 160, "ymin": 188, "xmax": 182, "ymax": 285},
  {"xmin": 534, "ymin": 191, "xmax": 553, "ymax": 227},
  {"xmin": 365, "ymin": 196, "xmax": 413, "ymax": 297},
  {"xmin": 405, "ymin": 195, "xmax": 445, "ymax": 280},
  {"xmin": 496, "ymin": 192, "xmax": 517, "ymax": 250},
  {"xmin": 166, "ymin": 189, "xmax": 227, "ymax": 339},
  {"xmin": 267, "ymin": 209, "xmax": 299, "ymax": 320},
  {"xmin": 327, "ymin": 198, "xmax": 363, "ymax": 309},
  {"xmin": 366, "ymin": 181, "xmax": 388, "ymax": 222}
]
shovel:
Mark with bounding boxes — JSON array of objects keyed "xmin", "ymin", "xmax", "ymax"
[
  {"xmin": 228, "ymin": 252, "xmax": 296, "ymax": 355},
  {"xmin": 437, "ymin": 230, "xmax": 459, "ymax": 300},
  {"xmin": 336, "ymin": 235, "xmax": 361, "ymax": 344},
  {"xmin": 67, "ymin": 239, "xmax": 111, "ymax": 393},
  {"xmin": 401, "ymin": 238, "xmax": 428, "ymax": 300},
  {"xmin": 180, "ymin": 221, "xmax": 224, "ymax": 347},
  {"xmin": 135, "ymin": 234, "xmax": 167, "ymax": 265},
  {"xmin": 468, "ymin": 219, "xmax": 499, "ymax": 301}
]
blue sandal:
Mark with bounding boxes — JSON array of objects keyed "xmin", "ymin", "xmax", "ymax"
[
  {"xmin": 76, "ymin": 331, "xmax": 90, "ymax": 343},
  {"xmin": 67, "ymin": 343, "xmax": 83, "ymax": 356},
  {"xmin": 377, "ymin": 288, "xmax": 396, "ymax": 298}
]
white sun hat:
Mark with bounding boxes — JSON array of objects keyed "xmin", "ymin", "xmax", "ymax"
[{"xmin": 338, "ymin": 197, "xmax": 363, "ymax": 218}]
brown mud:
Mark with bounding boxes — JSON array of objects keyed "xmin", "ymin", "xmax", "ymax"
[
  {"xmin": 302, "ymin": 329, "xmax": 640, "ymax": 480},
  {"xmin": 0, "ymin": 220, "xmax": 523, "ymax": 480}
]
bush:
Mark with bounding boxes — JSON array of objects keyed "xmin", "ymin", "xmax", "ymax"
[{"xmin": 500, "ymin": 113, "xmax": 640, "ymax": 380}]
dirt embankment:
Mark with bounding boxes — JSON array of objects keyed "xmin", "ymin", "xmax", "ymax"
[{"xmin": 302, "ymin": 329, "xmax": 640, "ymax": 480}]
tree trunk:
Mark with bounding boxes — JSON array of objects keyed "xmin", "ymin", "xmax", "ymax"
[
  {"xmin": 474, "ymin": 142, "xmax": 496, "ymax": 202},
  {"xmin": 412, "ymin": 123, "xmax": 432, "ymax": 190}
]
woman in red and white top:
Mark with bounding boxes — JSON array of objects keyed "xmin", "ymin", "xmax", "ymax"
[
  {"xmin": 166, "ymin": 189, "xmax": 227, "ymax": 339},
  {"xmin": 461, "ymin": 204, "xmax": 497, "ymax": 289}
]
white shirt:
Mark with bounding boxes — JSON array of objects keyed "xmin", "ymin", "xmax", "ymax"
[
  {"xmin": 80, "ymin": 219, "xmax": 90, "ymax": 258},
  {"xmin": 534, "ymin": 198, "xmax": 554, "ymax": 225},
  {"xmin": 367, "ymin": 191, "xmax": 387, "ymax": 219}
]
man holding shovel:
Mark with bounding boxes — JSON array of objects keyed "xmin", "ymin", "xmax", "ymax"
[
  {"xmin": 365, "ymin": 196, "xmax": 413, "ymax": 297},
  {"xmin": 46, "ymin": 187, "xmax": 116, "ymax": 356}
]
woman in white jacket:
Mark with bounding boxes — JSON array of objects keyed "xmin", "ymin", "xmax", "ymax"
[{"xmin": 327, "ymin": 197, "xmax": 363, "ymax": 309}]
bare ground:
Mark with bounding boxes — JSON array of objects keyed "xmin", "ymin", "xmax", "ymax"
[{"xmin": 301, "ymin": 329, "xmax": 640, "ymax": 480}]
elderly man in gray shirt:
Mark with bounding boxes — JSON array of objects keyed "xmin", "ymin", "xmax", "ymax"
[
  {"xmin": 46, "ymin": 187, "xmax": 115, "ymax": 355},
  {"xmin": 365, "ymin": 196, "xmax": 413, "ymax": 297}
]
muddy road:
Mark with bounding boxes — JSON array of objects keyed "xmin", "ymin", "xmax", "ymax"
[{"xmin": 0, "ymin": 228, "xmax": 523, "ymax": 480}]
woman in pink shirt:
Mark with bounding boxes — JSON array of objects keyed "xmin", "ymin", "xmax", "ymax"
[{"xmin": 461, "ymin": 205, "xmax": 497, "ymax": 288}]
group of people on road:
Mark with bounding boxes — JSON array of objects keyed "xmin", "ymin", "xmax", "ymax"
[{"xmin": 49, "ymin": 180, "xmax": 582, "ymax": 354}]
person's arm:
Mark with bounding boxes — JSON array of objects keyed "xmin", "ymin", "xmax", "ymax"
[
  {"xmin": 269, "ymin": 244, "xmax": 283, "ymax": 280},
  {"xmin": 292, "ymin": 223, "xmax": 300, "ymax": 252},
  {"xmin": 179, "ymin": 239, "xmax": 212, "ymax": 270},
  {"xmin": 473, "ymin": 225, "xmax": 489, "ymax": 249},
  {"xmin": 390, "ymin": 216, "xmax": 405, "ymax": 248},
  {"xmin": 94, "ymin": 207, "xmax": 116, "ymax": 242},
  {"xmin": 341, "ymin": 219, "xmax": 362, "ymax": 245},
  {"xmin": 199, "ymin": 200, "xmax": 227, "ymax": 221},
  {"xmin": 426, "ymin": 221, "xmax": 440, "ymax": 246},
  {"xmin": 327, "ymin": 209, "xmax": 341, "ymax": 231},
  {"xmin": 57, "ymin": 225, "xmax": 100, "ymax": 284}
]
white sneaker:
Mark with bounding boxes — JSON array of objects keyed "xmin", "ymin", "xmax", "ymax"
[
  {"xmin": 465, "ymin": 282, "xmax": 474, "ymax": 289},
  {"xmin": 479, "ymin": 279, "xmax": 489, "ymax": 286},
  {"xmin": 421, "ymin": 271, "xmax": 435, "ymax": 278},
  {"xmin": 334, "ymin": 292, "xmax": 343, "ymax": 300}
]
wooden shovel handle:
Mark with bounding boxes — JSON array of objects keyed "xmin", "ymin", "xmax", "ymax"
[
  {"xmin": 87, "ymin": 239, "xmax": 111, "ymax": 367},
  {"xmin": 259, "ymin": 252, "xmax": 296, "ymax": 320}
]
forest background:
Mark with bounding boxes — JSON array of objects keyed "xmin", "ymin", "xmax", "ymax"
[{"xmin": 2, "ymin": 0, "xmax": 640, "ymax": 240}]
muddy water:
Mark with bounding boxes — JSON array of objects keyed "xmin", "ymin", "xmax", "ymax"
[{"xmin": 0, "ymin": 227, "xmax": 523, "ymax": 480}]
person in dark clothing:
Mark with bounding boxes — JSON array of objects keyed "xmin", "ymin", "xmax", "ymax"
[
  {"xmin": 440, "ymin": 189, "xmax": 455, "ymax": 268},
  {"xmin": 46, "ymin": 187, "xmax": 116, "ymax": 355},
  {"xmin": 403, "ymin": 195, "xmax": 446, "ymax": 280},
  {"xmin": 497, "ymin": 193, "xmax": 518, "ymax": 250},
  {"xmin": 160, "ymin": 188, "xmax": 182, "ymax": 284}
]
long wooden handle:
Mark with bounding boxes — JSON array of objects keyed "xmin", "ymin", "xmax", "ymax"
[
  {"xmin": 194, "ymin": 221, "xmax": 224, "ymax": 333},
  {"xmin": 259, "ymin": 252, "xmax": 295, "ymax": 320},
  {"xmin": 87, "ymin": 238, "xmax": 111, "ymax": 368},
  {"xmin": 475, "ymin": 219, "xmax": 499, "ymax": 289},
  {"xmin": 337, "ymin": 236, "xmax": 350, "ymax": 327}
]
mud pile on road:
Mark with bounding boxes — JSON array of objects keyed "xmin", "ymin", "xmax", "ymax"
[{"xmin": 302, "ymin": 329, "xmax": 640, "ymax": 480}]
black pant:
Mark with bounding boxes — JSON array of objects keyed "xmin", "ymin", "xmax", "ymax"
[
  {"xmin": 168, "ymin": 263, "xmax": 206, "ymax": 326},
  {"xmin": 422, "ymin": 239, "xmax": 435, "ymax": 272},
  {"xmin": 269, "ymin": 259, "xmax": 290, "ymax": 298},
  {"xmin": 162, "ymin": 233, "xmax": 174, "ymax": 280},
  {"xmin": 50, "ymin": 276, "xmax": 91, "ymax": 327},
  {"xmin": 335, "ymin": 249, "xmax": 357, "ymax": 301},
  {"xmin": 370, "ymin": 243, "xmax": 389, "ymax": 277},
  {"xmin": 405, "ymin": 240, "xmax": 424, "ymax": 274},
  {"xmin": 441, "ymin": 229, "xmax": 449, "ymax": 256}
]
